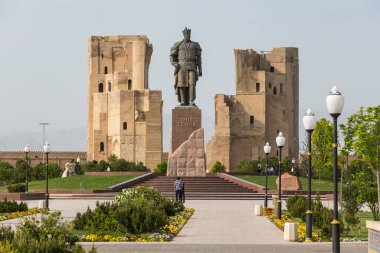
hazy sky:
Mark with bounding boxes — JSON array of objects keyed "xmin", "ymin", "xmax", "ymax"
[{"xmin": 0, "ymin": 0, "xmax": 379, "ymax": 151}]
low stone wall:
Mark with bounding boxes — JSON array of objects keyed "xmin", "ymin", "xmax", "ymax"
[
  {"xmin": 0, "ymin": 193, "xmax": 45, "ymax": 201},
  {"xmin": 367, "ymin": 221, "xmax": 380, "ymax": 253},
  {"xmin": 85, "ymin": 172, "xmax": 148, "ymax": 176},
  {"xmin": 215, "ymin": 173, "xmax": 262, "ymax": 192},
  {"xmin": 107, "ymin": 172, "xmax": 156, "ymax": 191},
  {"xmin": 284, "ymin": 190, "xmax": 333, "ymax": 195},
  {"xmin": 28, "ymin": 189, "xmax": 111, "ymax": 194}
]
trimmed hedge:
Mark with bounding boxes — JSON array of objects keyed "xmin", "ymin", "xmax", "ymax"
[
  {"xmin": 7, "ymin": 184, "xmax": 26, "ymax": 193},
  {"xmin": 0, "ymin": 199, "xmax": 28, "ymax": 212}
]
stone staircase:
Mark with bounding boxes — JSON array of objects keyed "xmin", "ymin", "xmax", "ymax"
[{"xmin": 133, "ymin": 175, "xmax": 263, "ymax": 200}]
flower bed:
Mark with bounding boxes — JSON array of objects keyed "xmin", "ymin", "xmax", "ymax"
[
  {"xmin": 263, "ymin": 208, "xmax": 321, "ymax": 242},
  {"xmin": 0, "ymin": 208, "xmax": 40, "ymax": 221},
  {"xmin": 82, "ymin": 207, "xmax": 194, "ymax": 242}
]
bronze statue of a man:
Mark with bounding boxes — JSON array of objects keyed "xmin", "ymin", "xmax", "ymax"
[{"xmin": 170, "ymin": 27, "xmax": 202, "ymax": 106}]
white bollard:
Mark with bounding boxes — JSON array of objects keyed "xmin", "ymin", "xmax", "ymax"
[
  {"xmin": 284, "ymin": 222, "xmax": 298, "ymax": 241},
  {"xmin": 38, "ymin": 200, "xmax": 46, "ymax": 209},
  {"xmin": 254, "ymin": 204, "xmax": 263, "ymax": 216}
]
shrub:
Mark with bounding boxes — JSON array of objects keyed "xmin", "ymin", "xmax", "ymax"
[
  {"xmin": 74, "ymin": 186, "xmax": 183, "ymax": 236},
  {"xmin": 113, "ymin": 186, "xmax": 164, "ymax": 206},
  {"xmin": 82, "ymin": 160, "xmax": 97, "ymax": 172},
  {"xmin": 0, "ymin": 226, "xmax": 14, "ymax": 242},
  {"xmin": 342, "ymin": 184, "xmax": 361, "ymax": 233},
  {"xmin": 286, "ymin": 195, "xmax": 307, "ymax": 221},
  {"xmin": 0, "ymin": 210, "xmax": 88, "ymax": 253},
  {"xmin": 291, "ymin": 197, "xmax": 307, "ymax": 221},
  {"xmin": 0, "ymin": 161, "xmax": 13, "ymax": 186},
  {"xmin": 360, "ymin": 187, "xmax": 379, "ymax": 221},
  {"xmin": 209, "ymin": 161, "xmax": 226, "ymax": 174},
  {"xmin": 234, "ymin": 160, "xmax": 258, "ymax": 174},
  {"xmin": 114, "ymin": 186, "xmax": 182, "ymax": 233},
  {"xmin": 88, "ymin": 244, "xmax": 98, "ymax": 253},
  {"xmin": 73, "ymin": 201, "xmax": 118, "ymax": 232},
  {"xmin": 7, "ymin": 184, "xmax": 26, "ymax": 193},
  {"xmin": 96, "ymin": 160, "xmax": 110, "ymax": 172},
  {"xmin": 30, "ymin": 163, "xmax": 62, "ymax": 180},
  {"xmin": 0, "ymin": 199, "xmax": 28, "ymax": 212},
  {"xmin": 115, "ymin": 198, "xmax": 168, "ymax": 234},
  {"xmin": 154, "ymin": 162, "xmax": 167, "ymax": 174},
  {"xmin": 312, "ymin": 194, "xmax": 334, "ymax": 240}
]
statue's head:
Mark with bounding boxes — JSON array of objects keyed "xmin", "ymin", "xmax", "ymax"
[{"xmin": 182, "ymin": 27, "xmax": 191, "ymax": 41}]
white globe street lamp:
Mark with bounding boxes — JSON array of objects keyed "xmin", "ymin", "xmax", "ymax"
[
  {"xmin": 275, "ymin": 132, "xmax": 285, "ymax": 219},
  {"xmin": 303, "ymin": 108, "xmax": 317, "ymax": 242},
  {"xmin": 24, "ymin": 145, "xmax": 30, "ymax": 193},
  {"xmin": 263, "ymin": 142, "xmax": 271, "ymax": 208},
  {"xmin": 326, "ymin": 86, "xmax": 344, "ymax": 253},
  {"xmin": 43, "ymin": 142, "xmax": 51, "ymax": 209}
]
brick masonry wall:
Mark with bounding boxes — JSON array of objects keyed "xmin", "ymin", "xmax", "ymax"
[{"xmin": 0, "ymin": 151, "xmax": 87, "ymax": 168}]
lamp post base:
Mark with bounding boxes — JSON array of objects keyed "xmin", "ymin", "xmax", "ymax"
[
  {"xmin": 45, "ymin": 193, "xmax": 49, "ymax": 210},
  {"xmin": 306, "ymin": 210, "xmax": 313, "ymax": 242},
  {"xmin": 277, "ymin": 200, "xmax": 282, "ymax": 219},
  {"xmin": 332, "ymin": 220, "xmax": 340, "ymax": 253},
  {"xmin": 264, "ymin": 194, "xmax": 268, "ymax": 208}
]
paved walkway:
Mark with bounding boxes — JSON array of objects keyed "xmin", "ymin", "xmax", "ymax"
[
  {"xmin": 174, "ymin": 200, "xmax": 284, "ymax": 244},
  {"xmin": 0, "ymin": 199, "xmax": 368, "ymax": 253},
  {"xmin": 80, "ymin": 242, "xmax": 367, "ymax": 253}
]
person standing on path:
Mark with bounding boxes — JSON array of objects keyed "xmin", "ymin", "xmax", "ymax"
[{"xmin": 174, "ymin": 177, "xmax": 183, "ymax": 202}]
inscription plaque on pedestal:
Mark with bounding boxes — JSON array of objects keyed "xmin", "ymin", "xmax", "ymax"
[
  {"xmin": 276, "ymin": 172, "xmax": 301, "ymax": 191},
  {"xmin": 170, "ymin": 107, "xmax": 202, "ymax": 154}
]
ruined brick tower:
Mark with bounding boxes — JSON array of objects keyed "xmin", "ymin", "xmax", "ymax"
[
  {"xmin": 87, "ymin": 35, "xmax": 162, "ymax": 170},
  {"xmin": 206, "ymin": 47, "xmax": 299, "ymax": 171}
]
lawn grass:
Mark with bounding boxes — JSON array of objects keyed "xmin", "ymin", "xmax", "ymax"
[
  {"xmin": 236, "ymin": 175, "xmax": 333, "ymax": 191},
  {"xmin": 25, "ymin": 175, "xmax": 137, "ymax": 190},
  {"xmin": 344, "ymin": 211, "xmax": 373, "ymax": 239}
]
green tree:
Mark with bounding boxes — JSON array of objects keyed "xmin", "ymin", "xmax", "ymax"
[
  {"xmin": 209, "ymin": 161, "xmax": 226, "ymax": 173},
  {"xmin": 31, "ymin": 163, "xmax": 47, "ymax": 180},
  {"xmin": 154, "ymin": 161, "xmax": 167, "ymax": 174},
  {"xmin": 341, "ymin": 106, "xmax": 380, "ymax": 217},
  {"xmin": 82, "ymin": 160, "xmax": 97, "ymax": 172},
  {"xmin": 311, "ymin": 118, "xmax": 334, "ymax": 181},
  {"xmin": 0, "ymin": 161, "xmax": 13, "ymax": 185}
]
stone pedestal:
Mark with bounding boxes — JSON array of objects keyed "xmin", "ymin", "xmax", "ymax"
[
  {"xmin": 170, "ymin": 106, "xmax": 202, "ymax": 154},
  {"xmin": 167, "ymin": 128, "xmax": 206, "ymax": 177},
  {"xmin": 276, "ymin": 173, "xmax": 301, "ymax": 191}
]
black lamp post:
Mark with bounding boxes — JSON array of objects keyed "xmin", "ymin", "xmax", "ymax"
[
  {"xmin": 276, "ymin": 132, "xmax": 286, "ymax": 219},
  {"xmin": 326, "ymin": 86, "xmax": 344, "ymax": 253},
  {"xmin": 24, "ymin": 144, "xmax": 30, "ymax": 193},
  {"xmin": 263, "ymin": 142, "xmax": 271, "ymax": 208},
  {"xmin": 303, "ymin": 108, "xmax": 317, "ymax": 242},
  {"xmin": 43, "ymin": 142, "xmax": 51, "ymax": 209}
]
